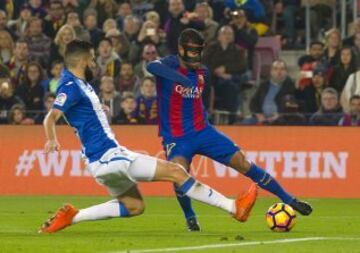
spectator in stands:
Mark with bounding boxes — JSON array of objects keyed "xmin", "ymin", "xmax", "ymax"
[
  {"xmin": 164, "ymin": 0, "xmax": 205, "ymax": 54},
  {"xmin": 99, "ymin": 75, "xmax": 122, "ymax": 122},
  {"xmin": 195, "ymin": 2, "xmax": 218, "ymax": 43},
  {"xmin": 274, "ymin": 0, "xmax": 301, "ymax": 48},
  {"xmin": 84, "ymin": 8, "xmax": 104, "ymax": 48},
  {"xmin": 310, "ymin": 87, "xmax": 342, "ymax": 125},
  {"xmin": 343, "ymin": 19, "xmax": 360, "ymax": 47},
  {"xmin": 105, "ymin": 28, "xmax": 131, "ymax": 62},
  {"xmin": 134, "ymin": 44, "xmax": 158, "ymax": 79},
  {"xmin": 136, "ymin": 20, "xmax": 167, "ymax": 60},
  {"xmin": 8, "ymin": 3, "xmax": 32, "ymax": 39},
  {"xmin": 353, "ymin": 32, "xmax": 360, "ymax": 67},
  {"xmin": 135, "ymin": 76, "xmax": 158, "ymax": 124},
  {"xmin": 49, "ymin": 24, "xmax": 76, "ymax": 64},
  {"xmin": 329, "ymin": 47, "xmax": 357, "ymax": 94},
  {"xmin": 341, "ymin": 67, "xmax": 360, "ymax": 112},
  {"xmin": 42, "ymin": 60, "xmax": 63, "ymax": 94},
  {"xmin": 245, "ymin": 60, "xmax": 295, "ymax": 125},
  {"xmin": 0, "ymin": 10, "xmax": 16, "ymax": 39},
  {"xmin": 298, "ymin": 41, "xmax": 325, "ymax": 68},
  {"xmin": 25, "ymin": 17, "xmax": 51, "ymax": 67},
  {"xmin": 229, "ymin": 9, "xmax": 258, "ymax": 70},
  {"xmin": 113, "ymin": 92, "xmax": 145, "ymax": 124},
  {"xmin": 297, "ymin": 43, "xmax": 327, "ymax": 91},
  {"xmin": 296, "ymin": 68, "xmax": 327, "ymax": 114},
  {"xmin": 96, "ymin": 38, "xmax": 121, "ymax": 79},
  {"xmin": 145, "ymin": 10, "xmax": 161, "ymax": 28},
  {"xmin": 6, "ymin": 39, "xmax": 29, "ymax": 86},
  {"xmin": 88, "ymin": 0, "xmax": 116, "ymax": 25},
  {"xmin": 272, "ymin": 94, "xmax": 307, "ymax": 125},
  {"xmin": 43, "ymin": 1, "xmax": 66, "ymax": 39},
  {"xmin": 115, "ymin": 62, "xmax": 140, "ymax": 95},
  {"xmin": 324, "ymin": 28, "xmax": 341, "ymax": 67},
  {"xmin": 0, "ymin": 30, "xmax": 14, "ymax": 64},
  {"xmin": 34, "ymin": 93, "xmax": 59, "ymax": 124},
  {"xmin": 309, "ymin": 0, "xmax": 335, "ymax": 40},
  {"xmin": 0, "ymin": 78, "xmax": 23, "ymax": 124},
  {"xmin": 8, "ymin": 103, "xmax": 34, "ymax": 125},
  {"xmin": 123, "ymin": 15, "xmax": 142, "ymax": 63},
  {"xmin": 339, "ymin": 95, "xmax": 360, "ymax": 126},
  {"xmin": 116, "ymin": 2, "xmax": 132, "ymax": 30},
  {"xmin": 123, "ymin": 15, "xmax": 142, "ymax": 44},
  {"xmin": 15, "ymin": 62, "xmax": 44, "ymax": 117},
  {"xmin": 103, "ymin": 18, "xmax": 117, "ymax": 34},
  {"xmin": 28, "ymin": 0, "xmax": 47, "ymax": 19},
  {"xmin": 66, "ymin": 10, "xmax": 91, "ymax": 42},
  {"xmin": 203, "ymin": 25, "xmax": 247, "ymax": 123}
]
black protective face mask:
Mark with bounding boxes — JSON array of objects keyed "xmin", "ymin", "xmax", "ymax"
[{"xmin": 179, "ymin": 43, "xmax": 204, "ymax": 66}]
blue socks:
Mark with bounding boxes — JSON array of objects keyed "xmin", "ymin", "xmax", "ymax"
[
  {"xmin": 245, "ymin": 163, "xmax": 294, "ymax": 204},
  {"xmin": 119, "ymin": 201, "xmax": 130, "ymax": 217},
  {"xmin": 174, "ymin": 178, "xmax": 196, "ymax": 220}
]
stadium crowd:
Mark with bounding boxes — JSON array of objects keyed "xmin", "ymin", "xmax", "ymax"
[{"xmin": 0, "ymin": 0, "xmax": 359, "ymax": 126}]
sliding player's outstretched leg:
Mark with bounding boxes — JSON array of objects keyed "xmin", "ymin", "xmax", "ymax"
[
  {"xmin": 229, "ymin": 151, "xmax": 312, "ymax": 216},
  {"xmin": 39, "ymin": 150, "xmax": 257, "ymax": 234},
  {"xmin": 39, "ymin": 186, "xmax": 144, "ymax": 233},
  {"xmin": 152, "ymin": 158, "xmax": 258, "ymax": 222}
]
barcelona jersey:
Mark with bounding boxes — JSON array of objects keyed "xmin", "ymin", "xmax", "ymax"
[{"xmin": 151, "ymin": 55, "xmax": 210, "ymax": 139}]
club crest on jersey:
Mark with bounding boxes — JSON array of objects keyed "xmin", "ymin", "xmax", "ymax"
[
  {"xmin": 175, "ymin": 85, "xmax": 203, "ymax": 99},
  {"xmin": 54, "ymin": 93, "xmax": 67, "ymax": 106}
]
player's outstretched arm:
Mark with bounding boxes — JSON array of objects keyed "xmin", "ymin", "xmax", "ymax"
[
  {"xmin": 43, "ymin": 108, "xmax": 63, "ymax": 153},
  {"xmin": 146, "ymin": 60, "xmax": 192, "ymax": 87}
]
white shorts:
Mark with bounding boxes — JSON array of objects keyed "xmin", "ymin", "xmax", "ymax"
[{"xmin": 86, "ymin": 147, "xmax": 158, "ymax": 197}]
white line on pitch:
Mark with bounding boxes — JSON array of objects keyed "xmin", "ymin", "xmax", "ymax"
[{"xmin": 108, "ymin": 237, "xmax": 360, "ymax": 253}]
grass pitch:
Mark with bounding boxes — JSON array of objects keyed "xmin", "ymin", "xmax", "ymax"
[{"xmin": 0, "ymin": 196, "xmax": 359, "ymax": 253}]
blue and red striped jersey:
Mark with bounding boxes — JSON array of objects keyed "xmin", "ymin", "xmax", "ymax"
[{"xmin": 147, "ymin": 55, "xmax": 210, "ymax": 139}]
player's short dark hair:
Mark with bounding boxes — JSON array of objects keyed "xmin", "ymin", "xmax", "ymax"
[
  {"xmin": 310, "ymin": 41, "xmax": 324, "ymax": 48},
  {"xmin": 64, "ymin": 40, "xmax": 93, "ymax": 67},
  {"xmin": 179, "ymin": 28, "xmax": 205, "ymax": 46}
]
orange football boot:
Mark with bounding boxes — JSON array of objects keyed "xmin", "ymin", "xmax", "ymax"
[
  {"xmin": 233, "ymin": 183, "xmax": 258, "ymax": 222},
  {"xmin": 39, "ymin": 204, "xmax": 78, "ymax": 233}
]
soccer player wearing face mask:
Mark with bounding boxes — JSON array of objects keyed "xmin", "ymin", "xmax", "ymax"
[{"xmin": 147, "ymin": 28, "xmax": 312, "ymax": 231}]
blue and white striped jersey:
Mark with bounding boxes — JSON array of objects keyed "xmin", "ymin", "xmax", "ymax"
[{"xmin": 53, "ymin": 69, "xmax": 118, "ymax": 162}]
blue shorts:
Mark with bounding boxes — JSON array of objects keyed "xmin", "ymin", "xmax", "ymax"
[{"xmin": 162, "ymin": 125, "xmax": 240, "ymax": 165}]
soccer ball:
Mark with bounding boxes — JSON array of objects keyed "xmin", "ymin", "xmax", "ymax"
[{"xmin": 266, "ymin": 203, "xmax": 296, "ymax": 232}]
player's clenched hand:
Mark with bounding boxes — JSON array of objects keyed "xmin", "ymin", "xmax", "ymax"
[{"xmin": 44, "ymin": 140, "xmax": 61, "ymax": 153}]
